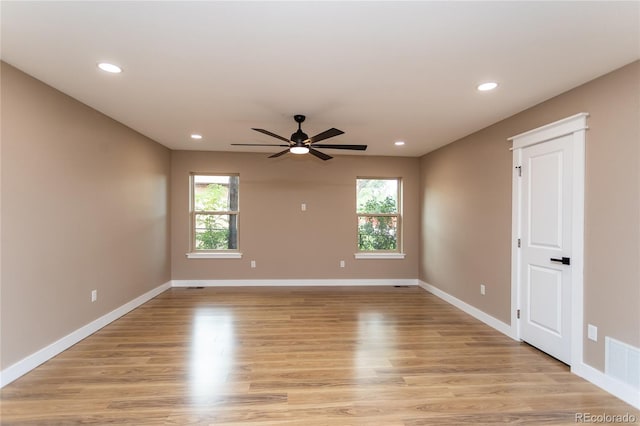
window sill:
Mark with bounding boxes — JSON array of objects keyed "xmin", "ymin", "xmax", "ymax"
[
  {"xmin": 354, "ymin": 252, "xmax": 406, "ymax": 260},
  {"xmin": 186, "ymin": 252, "xmax": 243, "ymax": 259}
]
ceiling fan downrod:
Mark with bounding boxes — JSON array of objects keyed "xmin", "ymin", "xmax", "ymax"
[{"xmin": 291, "ymin": 115, "xmax": 308, "ymax": 145}]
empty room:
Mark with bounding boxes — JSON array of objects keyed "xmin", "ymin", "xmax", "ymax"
[{"xmin": 1, "ymin": 1, "xmax": 639, "ymax": 424}]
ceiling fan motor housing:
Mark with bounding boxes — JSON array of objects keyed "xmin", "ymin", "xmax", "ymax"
[{"xmin": 291, "ymin": 130, "xmax": 309, "ymax": 145}]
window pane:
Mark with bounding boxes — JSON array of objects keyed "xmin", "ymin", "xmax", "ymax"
[
  {"xmin": 195, "ymin": 214, "xmax": 238, "ymax": 250},
  {"xmin": 358, "ymin": 215, "xmax": 398, "ymax": 251},
  {"xmin": 194, "ymin": 175, "xmax": 239, "ymax": 212},
  {"xmin": 356, "ymin": 179, "xmax": 398, "ymax": 214}
]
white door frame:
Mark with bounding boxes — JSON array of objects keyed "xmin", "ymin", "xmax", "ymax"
[{"xmin": 510, "ymin": 112, "xmax": 588, "ymax": 369}]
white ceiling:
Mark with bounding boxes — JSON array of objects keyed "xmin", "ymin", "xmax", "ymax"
[{"xmin": 2, "ymin": 1, "xmax": 639, "ymax": 157}]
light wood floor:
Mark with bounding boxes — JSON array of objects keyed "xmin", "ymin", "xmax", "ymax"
[{"xmin": 1, "ymin": 286, "xmax": 638, "ymax": 425}]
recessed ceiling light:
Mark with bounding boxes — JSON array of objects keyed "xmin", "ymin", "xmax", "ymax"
[
  {"xmin": 190, "ymin": 134, "xmax": 203, "ymax": 140},
  {"xmin": 97, "ymin": 62, "xmax": 122, "ymax": 73},
  {"xmin": 477, "ymin": 82, "xmax": 498, "ymax": 91},
  {"xmin": 394, "ymin": 141, "xmax": 405, "ymax": 146}
]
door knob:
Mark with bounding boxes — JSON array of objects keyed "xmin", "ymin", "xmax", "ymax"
[{"xmin": 550, "ymin": 257, "xmax": 571, "ymax": 265}]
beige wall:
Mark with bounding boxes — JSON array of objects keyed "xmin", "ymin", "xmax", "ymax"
[
  {"xmin": 0, "ymin": 63, "xmax": 172, "ymax": 369},
  {"xmin": 419, "ymin": 60, "xmax": 640, "ymax": 371},
  {"xmin": 420, "ymin": 127, "xmax": 513, "ymax": 321},
  {"xmin": 171, "ymin": 151, "xmax": 420, "ymax": 280}
]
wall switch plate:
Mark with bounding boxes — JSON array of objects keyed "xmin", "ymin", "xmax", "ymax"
[
  {"xmin": 588, "ymin": 324, "xmax": 598, "ymax": 341},
  {"xmin": 91, "ymin": 290, "xmax": 97, "ymax": 302},
  {"xmin": 250, "ymin": 260, "xmax": 256, "ymax": 268},
  {"xmin": 480, "ymin": 284, "xmax": 486, "ymax": 295},
  {"xmin": 340, "ymin": 260, "xmax": 345, "ymax": 268},
  {"xmin": 301, "ymin": 203, "xmax": 307, "ymax": 211}
]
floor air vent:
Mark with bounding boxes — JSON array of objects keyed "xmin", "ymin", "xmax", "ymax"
[{"xmin": 605, "ymin": 337, "xmax": 640, "ymax": 389}]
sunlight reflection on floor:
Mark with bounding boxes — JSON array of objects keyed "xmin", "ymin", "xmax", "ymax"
[{"xmin": 189, "ymin": 308, "xmax": 235, "ymax": 403}]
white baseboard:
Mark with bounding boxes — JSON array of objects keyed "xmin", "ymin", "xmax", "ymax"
[
  {"xmin": 418, "ymin": 280, "xmax": 517, "ymax": 340},
  {"xmin": 572, "ymin": 362, "xmax": 640, "ymax": 410},
  {"xmin": 171, "ymin": 278, "xmax": 419, "ymax": 287},
  {"xmin": 0, "ymin": 281, "xmax": 171, "ymax": 388}
]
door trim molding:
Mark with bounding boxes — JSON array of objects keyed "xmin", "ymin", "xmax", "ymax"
[
  {"xmin": 508, "ymin": 112, "xmax": 589, "ymax": 149},
  {"xmin": 510, "ymin": 112, "xmax": 588, "ymax": 369}
]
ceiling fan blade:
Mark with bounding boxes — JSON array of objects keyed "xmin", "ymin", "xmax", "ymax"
[
  {"xmin": 231, "ymin": 143, "xmax": 290, "ymax": 147},
  {"xmin": 268, "ymin": 149, "xmax": 290, "ymax": 158},
  {"xmin": 309, "ymin": 148, "xmax": 332, "ymax": 161},
  {"xmin": 308, "ymin": 128, "xmax": 344, "ymax": 143},
  {"xmin": 309, "ymin": 144, "xmax": 367, "ymax": 151},
  {"xmin": 252, "ymin": 128, "xmax": 291, "ymax": 143}
]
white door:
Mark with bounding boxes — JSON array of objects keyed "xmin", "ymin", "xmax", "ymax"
[{"xmin": 519, "ymin": 134, "xmax": 573, "ymax": 364}]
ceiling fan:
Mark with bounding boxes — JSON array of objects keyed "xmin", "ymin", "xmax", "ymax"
[{"xmin": 231, "ymin": 114, "xmax": 367, "ymax": 160}]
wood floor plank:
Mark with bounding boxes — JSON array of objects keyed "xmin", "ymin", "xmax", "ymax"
[{"xmin": 1, "ymin": 286, "xmax": 637, "ymax": 425}]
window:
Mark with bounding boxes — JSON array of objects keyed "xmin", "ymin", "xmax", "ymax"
[
  {"xmin": 356, "ymin": 178, "xmax": 401, "ymax": 254},
  {"xmin": 190, "ymin": 174, "xmax": 239, "ymax": 253}
]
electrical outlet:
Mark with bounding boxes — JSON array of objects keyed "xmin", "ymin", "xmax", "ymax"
[
  {"xmin": 588, "ymin": 324, "xmax": 598, "ymax": 341},
  {"xmin": 480, "ymin": 284, "xmax": 486, "ymax": 295},
  {"xmin": 250, "ymin": 260, "xmax": 256, "ymax": 268},
  {"xmin": 91, "ymin": 290, "xmax": 97, "ymax": 302},
  {"xmin": 301, "ymin": 203, "xmax": 307, "ymax": 211},
  {"xmin": 340, "ymin": 260, "xmax": 345, "ymax": 268}
]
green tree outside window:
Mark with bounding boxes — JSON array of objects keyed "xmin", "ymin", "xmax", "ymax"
[
  {"xmin": 192, "ymin": 175, "xmax": 239, "ymax": 250},
  {"xmin": 357, "ymin": 178, "xmax": 400, "ymax": 251}
]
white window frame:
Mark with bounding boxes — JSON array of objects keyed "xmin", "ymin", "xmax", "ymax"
[
  {"xmin": 355, "ymin": 177, "xmax": 405, "ymax": 260},
  {"xmin": 186, "ymin": 173, "xmax": 242, "ymax": 259}
]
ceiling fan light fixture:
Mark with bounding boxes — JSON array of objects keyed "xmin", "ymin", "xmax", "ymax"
[{"xmin": 290, "ymin": 146, "xmax": 310, "ymax": 155}]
